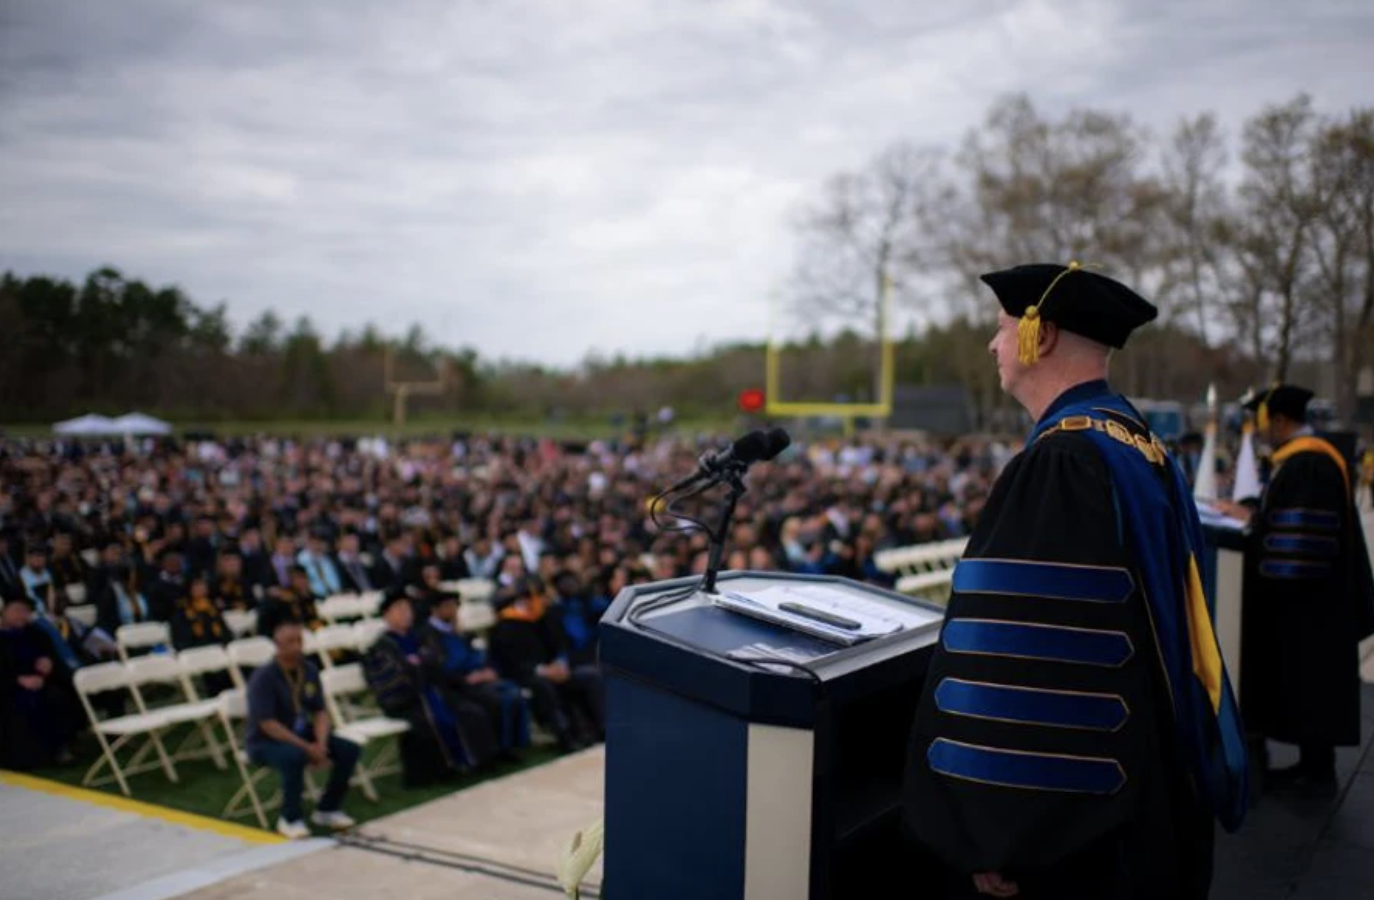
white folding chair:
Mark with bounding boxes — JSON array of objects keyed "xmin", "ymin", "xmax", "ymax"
[
  {"xmin": 73, "ymin": 662, "xmax": 178, "ymax": 796},
  {"xmin": 306, "ymin": 624, "xmax": 361, "ymax": 669},
  {"xmin": 217, "ymin": 688, "xmax": 273, "ymax": 829},
  {"xmin": 223, "ymin": 609, "xmax": 258, "ymax": 638},
  {"xmin": 320, "ymin": 663, "xmax": 410, "ymax": 802},
  {"xmin": 126, "ymin": 654, "xmax": 227, "ymax": 770},
  {"xmin": 459, "ymin": 600, "xmax": 496, "ymax": 635},
  {"xmin": 355, "ymin": 591, "xmax": 384, "ymax": 618},
  {"xmin": 227, "ymin": 636, "xmax": 277, "ymax": 688},
  {"xmin": 457, "ymin": 579, "xmax": 495, "ymax": 603},
  {"xmin": 318, "ymin": 594, "xmax": 363, "ymax": 625},
  {"xmin": 179, "ymin": 645, "xmax": 234, "ymax": 699},
  {"xmin": 352, "ymin": 619, "xmax": 387, "ymax": 653},
  {"xmin": 67, "ymin": 604, "xmax": 98, "ymax": 628},
  {"xmin": 116, "ymin": 622, "xmax": 172, "ymax": 660}
]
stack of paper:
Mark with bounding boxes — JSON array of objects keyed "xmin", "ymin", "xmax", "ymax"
[{"xmin": 714, "ymin": 582, "xmax": 939, "ymax": 645}]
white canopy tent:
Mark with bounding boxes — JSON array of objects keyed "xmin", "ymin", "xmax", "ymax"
[
  {"xmin": 51, "ymin": 412, "xmax": 173, "ymax": 437},
  {"xmin": 109, "ymin": 412, "xmax": 172, "ymax": 435},
  {"xmin": 52, "ymin": 413, "xmax": 119, "ymax": 436}
]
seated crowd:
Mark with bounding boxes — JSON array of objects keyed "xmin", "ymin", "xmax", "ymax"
[{"xmin": 1, "ymin": 430, "xmax": 1000, "ymax": 824}]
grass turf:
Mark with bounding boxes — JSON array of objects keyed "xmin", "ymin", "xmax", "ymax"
[{"xmin": 32, "ymin": 730, "xmax": 568, "ymax": 835}]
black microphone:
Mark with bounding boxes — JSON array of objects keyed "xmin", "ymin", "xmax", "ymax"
[
  {"xmin": 663, "ymin": 430, "xmax": 772, "ymax": 494},
  {"xmin": 762, "ymin": 427, "xmax": 791, "ymax": 460}
]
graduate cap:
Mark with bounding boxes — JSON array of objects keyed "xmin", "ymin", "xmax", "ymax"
[
  {"xmin": 980, "ymin": 261, "xmax": 1158, "ymax": 364},
  {"xmin": 1242, "ymin": 383, "xmax": 1314, "ymax": 428},
  {"xmin": 377, "ymin": 585, "xmax": 412, "ymax": 616}
]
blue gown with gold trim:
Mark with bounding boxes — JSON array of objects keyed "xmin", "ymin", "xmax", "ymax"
[{"xmin": 902, "ymin": 380, "xmax": 1247, "ymax": 899}]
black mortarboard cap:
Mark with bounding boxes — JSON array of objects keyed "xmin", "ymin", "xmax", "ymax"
[
  {"xmin": 1242, "ymin": 383, "xmax": 1313, "ymax": 425},
  {"xmin": 377, "ymin": 585, "xmax": 411, "ymax": 616},
  {"xmin": 980, "ymin": 262, "xmax": 1158, "ymax": 362}
]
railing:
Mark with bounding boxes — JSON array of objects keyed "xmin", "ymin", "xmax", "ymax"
[{"xmin": 873, "ymin": 537, "xmax": 968, "ymax": 604}]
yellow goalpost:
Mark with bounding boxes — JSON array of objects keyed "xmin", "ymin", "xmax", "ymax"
[{"xmin": 764, "ymin": 275, "xmax": 895, "ymax": 427}]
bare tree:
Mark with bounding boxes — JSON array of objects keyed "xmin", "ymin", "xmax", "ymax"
[
  {"xmin": 787, "ymin": 142, "xmax": 948, "ymax": 401},
  {"xmin": 1233, "ymin": 94, "xmax": 1323, "ymax": 380},
  {"xmin": 1158, "ymin": 113, "xmax": 1231, "ymax": 347},
  {"xmin": 1310, "ymin": 107, "xmax": 1374, "ymax": 424}
]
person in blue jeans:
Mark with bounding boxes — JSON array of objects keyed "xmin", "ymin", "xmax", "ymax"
[{"xmin": 245, "ymin": 616, "xmax": 360, "ymax": 838}]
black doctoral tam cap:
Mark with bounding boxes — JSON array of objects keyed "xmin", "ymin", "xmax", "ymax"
[
  {"xmin": 980, "ymin": 261, "xmax": 1158, "ymax": 363},
  {"xmin": 1242, "ymin": 383, "xmax": 1314, "ymax": 424}
]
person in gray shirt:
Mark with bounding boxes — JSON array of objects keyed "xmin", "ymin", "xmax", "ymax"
[{"xmin": 245, "ymin": 616, "xmax": 360, "ymax": 838}]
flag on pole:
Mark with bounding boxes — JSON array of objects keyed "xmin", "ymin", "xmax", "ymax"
[{"xmin": 1232, "ymin": 420, "xmax": 1262, "ymax": 502}]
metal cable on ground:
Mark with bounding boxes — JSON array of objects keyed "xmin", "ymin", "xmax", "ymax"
[{"xmin": 338, "ymin": 830, "xmax": 601, "ymax": 898}]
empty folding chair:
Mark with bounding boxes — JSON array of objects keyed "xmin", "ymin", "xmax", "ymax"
[
  {"xmin": 227, "ymin": 636, "xmax": 277, "ymax": 689},
  {"xmin": 222, "ymin": 609, "xmax": 258, "ymax": 639},
  {"xmin": 126, "ymin": 654, "xmax": 227, "ymax": 770},
  {"xmin": 318, "ymin": 594, "xmax": 362, "ymax": 625},
  {"xmin": 72, "ymin": 662, "xmax": 178, "ymax": 797},
  {"xmin": 352, "ymin": 619, "xmax": 387, "ymax": 654},
  {"xmin": 178, "ymin": 644, "xmax": 234, "ymax": 700},
  {"xmin": 457, "ymin": 579, "xmax": 495, "ymax": 603},
  {"xmin": 320, "ymin": 662, "xmax": 410, "ymax": 802},
  {"xmin": 116, "ymin": 621, "xmax": 172, "ymax": 660},
  {"xmin": 66, "ymin": 604, "xmax": 98, "ymax": 629},
  {"xmin": 459, "ymin": 600, "xmax": 496, "ymax": 635},
  {"xmin": 355, "ymin": 590, "xmax": 384, "ymax": 619},
  {"xmin": 307, "ymin": 624, "xmax": 360, "ymax": 670}
]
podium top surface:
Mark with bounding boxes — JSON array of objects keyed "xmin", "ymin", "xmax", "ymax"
[{"xmin": 598, "ymin": 571, "xmax": 945, "ymax": 727}]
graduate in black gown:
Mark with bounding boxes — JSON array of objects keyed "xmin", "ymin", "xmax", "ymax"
[
  {"xmin": 362, "ymin": 590, "xmax": 501, "ymax": 786},
  {"xmin": 1, "ymin": 592, "xmax": 83, "ymax": 769},
  {"xmin": 901, "ymin": 263, "xmax": 1248, "ymax": 899},
  {"xmin": 1223, "ymin": 384, "xmax": 1374, "ymax": 793}
]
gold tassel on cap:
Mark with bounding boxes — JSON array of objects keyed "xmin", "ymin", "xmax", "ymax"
[
  {"xmin": 1017, "ymin": 260, "xmax": 1082, "ymax": 366},
  {"xmin": 1255, "ymin": 383, "xmax": 1276, "ymax": 431}
]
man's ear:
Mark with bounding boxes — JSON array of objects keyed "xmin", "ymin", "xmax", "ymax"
[{"xmin": 1037, "ymin": 321, "xmax": 1059, "ymax": 357}]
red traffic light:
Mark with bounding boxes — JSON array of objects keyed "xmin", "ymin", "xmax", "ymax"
[{"xmin": 738, "ymin": 388, "xmax": 766, "ymax": 413}]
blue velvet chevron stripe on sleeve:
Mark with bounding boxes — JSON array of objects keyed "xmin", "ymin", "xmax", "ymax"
[
  {"xmin": 934, "ymin": 678, "xmax": 1129, "ymax": 732},
  {"xmin": 1259, "ymin": 559, "xmax": 1333, "ymax": 579},
  {"xmin": 1267, "ymin": 508, "xmax": 1340, "ymax": 531},
  {"xmin": 951, "ymin": 558, "xmax": 1135, "ymax": 604},
  {"xmin": 1262, "ymin": 533, "xmax": 1339, "ymax": 557},
  {"xmin": 941, "ymin": 619, "xmax": 1134, "ymax": 668},
  {"xmin": 928, "ymin": 738, "xmax": 1127, "ymax": 795}
]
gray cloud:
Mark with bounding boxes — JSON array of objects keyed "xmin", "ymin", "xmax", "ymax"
[{"xmin": 2, "ymin": 0, "xmax": 1372, "ymax": 366}]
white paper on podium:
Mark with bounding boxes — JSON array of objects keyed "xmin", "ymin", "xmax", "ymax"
[
  {"xmin": 715, "ymin": 582, "xmax": 939, "ymax": 645},
  {"xmin": 1195, "ymin": 500, "xmax": 1249, "ymax": 532}
]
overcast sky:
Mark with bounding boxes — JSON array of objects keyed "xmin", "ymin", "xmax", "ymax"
[{"xmin": 2, "ymin": 0, "xmax": 1372, "ymax": 367}]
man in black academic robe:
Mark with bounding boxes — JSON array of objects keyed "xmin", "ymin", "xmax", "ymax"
[
  {"xmin": 362, "ymin": 591, "xmax": 500, "ymax": 786},
  {"xmin": 1, "ymin": 593, "xmax": 83, "ymax": 769},
  {"xmin": 1222, "ymin": 384, "xmax": 1374, "ymax": 792},
  {"xmin": 902, "ymin": 263, "xmax": 1248, "ymax": 899}
]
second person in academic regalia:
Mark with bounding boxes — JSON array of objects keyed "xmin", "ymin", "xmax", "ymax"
[{"xmin": 1223, "ymin": 384, "xmax": 1374, "ymax": 793}]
